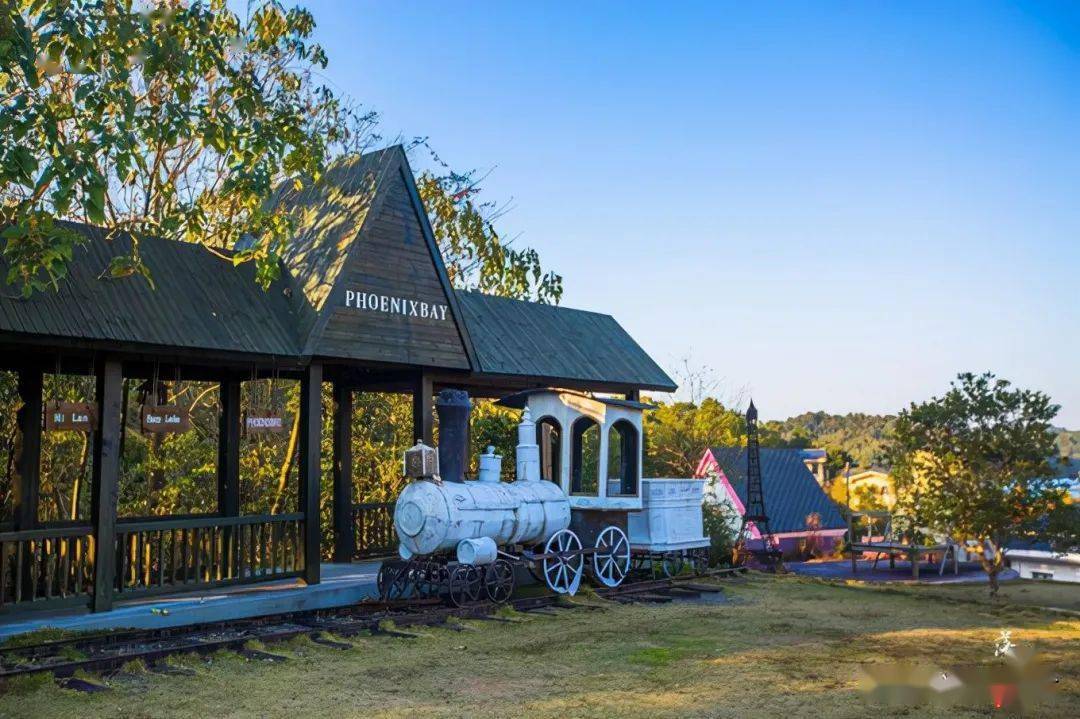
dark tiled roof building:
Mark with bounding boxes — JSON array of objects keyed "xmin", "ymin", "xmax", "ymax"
[{"xmin": 697, "ymin": 447, "xmax": 846, "ymax": 542}]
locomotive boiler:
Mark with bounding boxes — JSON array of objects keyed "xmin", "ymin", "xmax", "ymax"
[{"xmin": 393, "ymin": 401, "xmax": 571, "ymax": 561}]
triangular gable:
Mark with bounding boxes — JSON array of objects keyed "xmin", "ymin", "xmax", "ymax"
[{"xmin": 279, "ymin": 146, "xmax": 475, "ymax": 369}]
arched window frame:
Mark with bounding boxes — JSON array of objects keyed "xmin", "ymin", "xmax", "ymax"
[
  {"xmin": 570, "ymin": 416, "xmax": 601, "ymax": 496},
  {"xmin": 535, "ymin": 415, "xmax": 562, "ymax": 484},
  {"xmin": 606, "ymin": 419, "xmax": 639, "ymax": 497}
]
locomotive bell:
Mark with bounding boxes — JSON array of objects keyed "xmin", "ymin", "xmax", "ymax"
[
  {"xmin": 403, "ymin": 441, "xmax": 439, "ymax": 480},
  {"xmin": 435, "ymin": 389, "xmax": 471, "ymax": 483}
]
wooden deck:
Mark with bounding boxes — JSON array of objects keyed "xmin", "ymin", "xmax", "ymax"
[{"xmin": 0, "ymin": 561, "xmax": 382, "ymax": 640}]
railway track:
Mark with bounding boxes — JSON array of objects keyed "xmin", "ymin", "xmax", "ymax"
[{"xmin": 0, "ymin": 568, "xmax": 744, "ymax": 684}]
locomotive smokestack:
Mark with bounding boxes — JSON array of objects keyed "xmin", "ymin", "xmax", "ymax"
[
  {"xmin": 435, "ymin": 389, "xmax": 471, "ymax": 483},
  {"xmin": 516, "ymin": 407, "xmax": 540, "ymax": 482}
]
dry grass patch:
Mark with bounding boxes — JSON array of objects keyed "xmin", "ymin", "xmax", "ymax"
[{"xmin": 0, "ymin": 574, "xmax": 1075, "ymax": 718}]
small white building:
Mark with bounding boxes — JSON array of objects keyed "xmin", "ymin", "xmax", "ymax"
[{"xmin": 1006, "ymin": 548, "xmax": 1080, "ymax": 583}]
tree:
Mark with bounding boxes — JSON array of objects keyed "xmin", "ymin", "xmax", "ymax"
[
  {"xmin": 1043, "ymin": 502, "xmax": 1079, "ymax": 554},
  {"xmin": 643, "ymin": 398, "xmax": 744, "ymax": 477},
  {"xmin": 887, "ymin": 372, "xmax": 1064, "ymax": 595},
  {"xmin": 0, "ymin": 2, "xmax": 567, "ymax": 557},
  {"xmin": 1, "ymin": 0, "xmax": 373, "ymax": 295},
  {"xmin": 415, "ymin": 154, "xmax": 562, "ymax": 304}
]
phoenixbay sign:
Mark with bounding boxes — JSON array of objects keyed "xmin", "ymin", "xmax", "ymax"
[{"xmin": 344, "ymin": 289, "xmax": 449, "ymax": 322}]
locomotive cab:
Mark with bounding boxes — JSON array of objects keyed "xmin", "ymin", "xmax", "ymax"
[{"xmin": 496, "ymin": 389, "xmax": 647, "ymax": 512}]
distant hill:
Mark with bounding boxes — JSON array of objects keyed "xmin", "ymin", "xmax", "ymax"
[
  {"xmin": 762, "ymin": 414, "xmax": 1078, "ymax": 480},
  {"xmin": 761, "ymin": 411, "xmax": 895, "ymax": 475}
]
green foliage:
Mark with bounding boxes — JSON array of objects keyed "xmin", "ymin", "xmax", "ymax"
[
  {"xmin": 1, "ymin": 0, "xmax": 373, "ymax": 295},
  {"xmin": 0, "ymin": 1, "xmax": 567, "ymax": 551},
  {"xmin": 701, "ymin": 498, "xmax": 738, "ymax": 567},
  {"xmin": 886, "ymin": 372, "xmax": 1064, "ymax": 593},
  {"xmin": 1043, "ymin": 502, "xmax": 1079, "ymax": 553},
  {"xmin": 416, "ymin": 166, "xmax": 562, "ymax": 304},
  {"xmin": 642, "ymin": 397, "xmax": 744, "ymax": 477},
  {"xmin": 468, "ymin": 401, "xmax": 521, "ymax": 481}
]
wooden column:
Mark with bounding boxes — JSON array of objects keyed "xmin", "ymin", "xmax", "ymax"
[
  {"xmin": 217, "ymin": 380, "xmax": 241, "ymax": 516},
  {"xmin": 331, "ymin": 383, "xmax": 354, "ymax": 563},
  {"xmin": 91, "ymin": 358, "xmax": 123, "ymax": 612},
  {"xmin": 412, "ymin": 371, "xmax": 433, "ymax": 445},
  {"xmin": 299, "ymin": 362, "xmax": 323, "ymax": 585},
  {"xmin": 13, "ymin": 367, "xmax": 43, "ymax": 597},
  {"xmin": 217, "ymin": 379, "xmax": 241, "ymax": 577},
  {"xmin": 13, "ymin": 368, "xmax": 42, "ymax": 529}
]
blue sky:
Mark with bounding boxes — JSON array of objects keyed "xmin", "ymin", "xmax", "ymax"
[{"xmin": 295, "ymin": 1, "xmax": 1079, "ymax": 427}]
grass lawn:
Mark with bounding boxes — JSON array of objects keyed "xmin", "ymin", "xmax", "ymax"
[{"xmin": 0, "ymin": 574, "xmax": 1076, "ymax": 718}]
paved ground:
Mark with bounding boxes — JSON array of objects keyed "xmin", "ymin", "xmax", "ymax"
[
  {"xmin": 0, "ymin": 561, "xmax": 382, "ymax": 640},
  {"xmin": 787, "ymin": 559, "xmax": 1019, "ymax": 584}
]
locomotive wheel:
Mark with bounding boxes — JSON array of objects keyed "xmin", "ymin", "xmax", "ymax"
[
  {"xmin": 542, "ymin": 529, "xmax": 584, "ymax": 595},
  {"xmin": 484, "ymin": 559, "xmax": 515, "ymax": 603},
  {"xmin": 378, "ymin": 560, "xmax": 414, "ymax": 600},
  {"xmin": 376, "ymin": 563, "xmax": 392, "ymax": 596},
  {"xmin": 661, "ymin": 552, "xmax": 686, "ymax": 578},
  {"xmin": 591, "ymin": 526, "xmax": 631, "ymax": 588},
  {"xmin": 417, "ymin": 561, "xmax": 448, "ymax": 598},
  {"xmin": 449, "ymin": 564, "xmax": 482, "ymax": 607}
]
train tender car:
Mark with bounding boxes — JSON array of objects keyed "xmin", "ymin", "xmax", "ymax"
[{"xmin": 628, "ymin": 478, "xmax": 710, "ymax": 576}]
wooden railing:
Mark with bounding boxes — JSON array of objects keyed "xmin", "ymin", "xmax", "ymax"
[
  {"xmin": 114, "ymin": 513, "xmax": 305, "ymax": 597},
  {"xmin": 0, "ymin": 525, "xmax": 95, "ymax": 610},
  {"xmin": 352, "ymin": 502, "xmax": 397, "ymax": 559}
]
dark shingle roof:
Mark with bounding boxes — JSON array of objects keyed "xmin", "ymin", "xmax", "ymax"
[
  {"xmin": 0, "ymin": 222, "xmax": 303, "ymax": 357},
  {"xmin": 455, "ymin": 290, "xmax": 676, "ymax": 391},
  {"xmin": 708, "ymin": 447, "xmax": 846, "ymax": 533},
  {"xmin": 0, "ymin": 148, "xmax": 674, "ymax": 391}
]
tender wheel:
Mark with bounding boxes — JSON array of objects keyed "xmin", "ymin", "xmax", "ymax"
[
  {"xmin": 448, "ymin": 564, "xmax": 482, "ymax": 607},
  {"xmin": 542, "ymin": 529, "xmax": 584, "ymax": 595},
  {"xmin": 484, "ymin": 559, "xmax": 515, "ymax": 603},
  {"xmin": 661, "ymin": 552, "xmax": 686, "ymax": 578},
  {"xmin": 689, "ymin": 548, "xmax": 710, "ymax": 576},
  {"xmin": 591, "ymin": 526, "xmax": 631, "ymax": 588},
  {"xmin": 630, "ymin": 554, "xmax": 653, "ymax": 577}
]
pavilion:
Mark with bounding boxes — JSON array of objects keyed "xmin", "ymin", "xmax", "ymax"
[{"xmin": 0, "ymin": 146, "xmax": 674, "ymax": 617}]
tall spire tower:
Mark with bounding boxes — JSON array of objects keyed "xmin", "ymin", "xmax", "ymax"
[{"xmin": 734, "ymin": 400, "xmax": 781, "ymax": 567}]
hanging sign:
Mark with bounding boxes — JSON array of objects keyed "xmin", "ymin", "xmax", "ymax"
[
  {"xmin": 44, "ymin": 401, "xmax": 98, "ymax": 432},
  {"xmin": 140, "ymin": 405, "xmax": 191, "ymax": 433},
  {"xmin": 245, "ymin": 413, "xmax": 287, "ymax": 435}
]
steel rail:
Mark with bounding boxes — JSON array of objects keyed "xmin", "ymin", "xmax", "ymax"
[{"xmin": 0, "ymin": 567, "xmax": 744, "ymax": 680}]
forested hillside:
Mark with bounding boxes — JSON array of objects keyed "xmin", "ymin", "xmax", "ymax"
[{"xmin": 761, "ymin": 411, "xmax": 895, "ymax": 476}]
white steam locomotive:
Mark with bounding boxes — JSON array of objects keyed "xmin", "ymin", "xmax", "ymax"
[{"xmin": 377, "ymin": 389, "xmax": 709, "ymax": 606}]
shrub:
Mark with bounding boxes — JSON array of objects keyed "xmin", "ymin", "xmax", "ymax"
[{"xmin": 702, "ymin": 499, "xmax": 739, "ymax": 567}]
